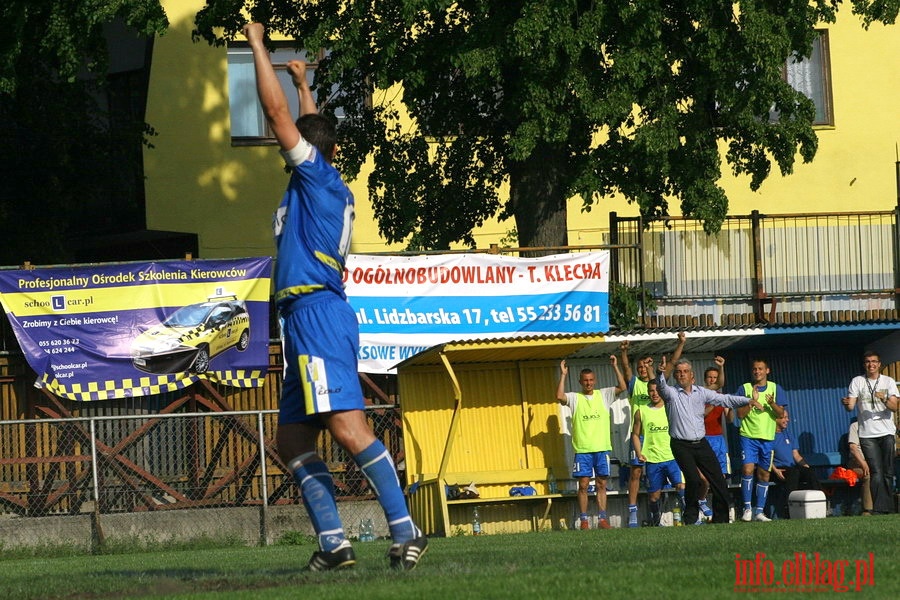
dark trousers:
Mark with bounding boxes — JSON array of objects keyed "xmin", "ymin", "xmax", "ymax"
[
  {"xmin": 670, "ymin": 438, "xmax": 732, "ymax": 524},
  {"xmin": 768, "ymin": 466, "xmax": 822, "ymax": 518},
  {"xmin": 860, "ymin": 435, "xmax": 896, "ymax": 514}
]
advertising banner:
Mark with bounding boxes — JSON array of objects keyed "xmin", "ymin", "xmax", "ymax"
[
  {"xmin": 345, "ymin": 251, "xmax": 609, "ymax": 372},
  {"xmin": 0, "ymin": 258, "xmax": 272, "ymax": 401}
]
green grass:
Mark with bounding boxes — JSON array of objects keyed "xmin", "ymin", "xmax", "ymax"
[{"xmin": 0, "ymin": 517, "xmax": 896, "ymax": 599}]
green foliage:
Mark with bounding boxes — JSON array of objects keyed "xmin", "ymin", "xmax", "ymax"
[
  {"xmin": 0, "ymin": 1, "xmax": 168, "ymax": 95},
  {"xmin": 0, "ymin": 1, "xmax": 168, "ymax": 265},
  {"xmin": 194, "ymin": 1, "xmax": 899, "ymax": 249},
  {"xmin": 498, "ymin": 228, "xmax": 518, "ymax": 248},
  {"xmin": 274, "ymin": 530, "xmax": 317, "ymax": 546},
  {"xmin": 609, "ymin": 282, "xmax": 657, "ymax": 330},
  {"xmin": 451, "ymin": 526, "xmax": 468, "ymax": 537}
]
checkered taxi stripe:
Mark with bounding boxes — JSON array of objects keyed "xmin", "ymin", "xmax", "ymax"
[{"xmin": 41, "ymin": 370, "xmax": 265, "ymax": 401}]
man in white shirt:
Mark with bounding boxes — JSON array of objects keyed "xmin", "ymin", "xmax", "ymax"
[{"xmin": 841, "ymin": 351, "xmax": 899, "ymax": 514}]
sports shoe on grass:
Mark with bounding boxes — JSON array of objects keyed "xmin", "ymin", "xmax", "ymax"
[
  {"xmin": 388, "ymin": 535, "xmax": 429, "ymax": 571},
  {"xmin": 579, "ymin": 518, "xmax": 590, "ymax": 530},
  {"xmin": 306, "ymin": 542, "xmax": 356, "ymax": 572},
  {"xmin": 753, "ymin": 512, "xmax": 771, "ymax": 522},
  {"xmin": 741, "ymin": 508, "xmax": 752, "ymax": 522},
  {"xmin": 597, "ymin": 518, "xmax": 612, "ymax": 530},
  {"xmin": 698, "ymin": 500, "xmax": 713, "ymax": 518}
]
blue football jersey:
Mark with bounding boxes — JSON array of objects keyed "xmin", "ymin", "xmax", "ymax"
[{"xmin": 272, "ymin": 147, "xmax": 354, "ymax": 309}]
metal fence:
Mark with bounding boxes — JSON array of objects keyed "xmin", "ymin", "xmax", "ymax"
[
  {"xmin": 609, "ymin": 209, "xmax": 899, "ymax": 324},
  {"xmin": 0, "ymin": 405, "xmax": 401, "ymax": 530}
]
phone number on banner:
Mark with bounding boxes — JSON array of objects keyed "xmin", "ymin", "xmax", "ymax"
[{"xmin": 352, "ymin": 293, "xmax": 609, "ymax": 335}]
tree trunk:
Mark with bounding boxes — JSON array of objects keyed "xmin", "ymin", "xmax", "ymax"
[{"xmin": 508, "ymin": 145, "xmax": 570, "ymax": 256}]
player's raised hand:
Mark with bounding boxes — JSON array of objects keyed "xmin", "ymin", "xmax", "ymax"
[
  {"xmin": 243, "ymin": 22, "xmax": 264, "ymax": 43},
  {"xmin": 286, "ymin": 60, "xmax": 307, "ymax": 88}
]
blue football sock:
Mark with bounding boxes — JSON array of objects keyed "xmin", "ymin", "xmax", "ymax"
[
  {"xmin": 677, "ymin": 488, "xmax": 686, "ymax": 510},
  {"xmin": 754, "ymin": 482, "xmax": 770, "ymax": 514},
  {"xmin": 698, "ymin": 498, "xmax": 712, "ymax": 516},
  {"xmin": 355, "ymin": 440, "xmax": 418, "ymax": 544},
  {"xmin": 288, "ymin": 453, "xmax": 345, "ymax": 552},
  {"xmin": 741, "ymin": 475, "xmax": 754, "ymax": 507}
]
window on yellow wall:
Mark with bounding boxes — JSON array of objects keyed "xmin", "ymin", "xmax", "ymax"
[
  {"xmin": 227, "ymin": 45, "xmax": 345, "ymax": 145},
  {"xmin": 784, "ymin": 30, "xmax": 834, "ymax": 126}
]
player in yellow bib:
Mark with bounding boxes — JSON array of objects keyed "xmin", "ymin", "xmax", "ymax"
[
  {"xmin": 736, "ymin": 358, "xmax": 785, "ymax": 523},
  {"xmin": 621, "ymin": 335, "xmax": 685, "ymax": 527},
  {"xmin": 557, "ymin": 357, "xmax": 626, "ymax": 530},
  {"xmin": 632, "ymin": 380, "xmax": 685, "ymax": 526}
]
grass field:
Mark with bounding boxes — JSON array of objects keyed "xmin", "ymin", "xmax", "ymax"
[{"xmin": 1, "ymin": 516, "xmax": 896, "ymax": 599}]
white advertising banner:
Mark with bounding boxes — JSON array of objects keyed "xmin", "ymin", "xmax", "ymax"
[{"xmin": 345, "ymin": 251, "xmax": 610, "ymax": 372}]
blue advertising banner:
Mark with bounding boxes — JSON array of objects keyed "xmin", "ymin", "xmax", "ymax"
[
  {"xmin": 345, "ymin": 251, "xmax": 610, "ymax": 372},
  {"xmin": 0, "ymin": 258, "xmax": 272, "ymax": 401}
]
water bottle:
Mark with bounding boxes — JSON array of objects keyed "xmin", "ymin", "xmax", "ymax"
[
  {"xmin": 672, "ymin": 504, "xmax": 683, "ymax": 526},
  {"xmin": 548, "ymin": 468, "xmax": 558, "ymax": 494},
  {"xmin": 359, "ymin": 518, "xmax": 375, "ymax": 541},
  {"xmin": 472, "ymin": 506, "xmax": 482, "ymax": 535}
]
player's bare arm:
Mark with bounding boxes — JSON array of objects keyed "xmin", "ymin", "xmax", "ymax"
[
  {"xmin": 243, "ymin": 22, "xmax": 300, "ymax": 152},
  {"xmin": 556, "ymin": 360, "xmax": 569, "ymax": 404},
  {"xmin": 610, "ymin": 354, "xmax": 626, "ymax": 395},
  {"xmin": 287, "ymin": 60, "xmax": 318, "ymax": 117},
  {"xmin": 620, "ymin": 340, "xmax": 632, "ymax": 381}
]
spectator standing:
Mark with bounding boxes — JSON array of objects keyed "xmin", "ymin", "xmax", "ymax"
[{"xmin": 841, "ymin": 351, "xmax": 899, "ymax": 514}]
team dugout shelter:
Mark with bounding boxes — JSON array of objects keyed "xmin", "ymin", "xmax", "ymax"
[{"xmin": 396, "ymin": 324, "xmax": 898, "ymax": 536}]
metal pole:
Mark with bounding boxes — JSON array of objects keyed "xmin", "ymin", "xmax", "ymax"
[
  {"xmin": 90, "ymin": 418, "xmax": 101, "ymax": 510},
  {"xmin": 258, "ymin": 412, "xmax": 269, "ymax": 546},
  {"xmin": 89, "ymin": 418, "xmax": 105, "ymax": 549}
]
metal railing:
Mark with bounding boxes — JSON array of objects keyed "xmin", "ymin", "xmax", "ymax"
[
  {"xmin": 0, "ymin": 406, "xmax": 400, "ymax": 521},
  {"xmin": 609, "ymin": 209, "xmax": 899, "ymax": 325}
]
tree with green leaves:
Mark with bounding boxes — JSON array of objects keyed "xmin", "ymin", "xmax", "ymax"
[
  {"xmin": 195, "ymin": 1, "xmax": 897, "ymax": 251},
  {"xmin": 0, "ymin": 1, "xmax": 167, "ymax": 265}
]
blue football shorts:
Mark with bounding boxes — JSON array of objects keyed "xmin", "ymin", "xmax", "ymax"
[
  {"xmin": 741, "ymin": 436, "xmax": 775, "ymax": 470},
  {"xmin": 572, "ymin": 451, "xmax": 611, "ymax": 478},
  {"xmin": 646, "ymin": 459, "xmax": 683, "ymax": 493},
  {"xmin": 706, "ymin": 434, "xmax": 730, "ymax": 475},
  {"xmin": 279, "ymin": 293, "xmax": 363, "ymax": 426},
  {"xmin": 629, "ymin": 436, "xmax": 646, "ymax": 467}
]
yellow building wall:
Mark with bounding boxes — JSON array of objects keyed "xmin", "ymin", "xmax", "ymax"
[{"xmin": 145, "ymin": 2, "xmax": 900, "ymax": 258}]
